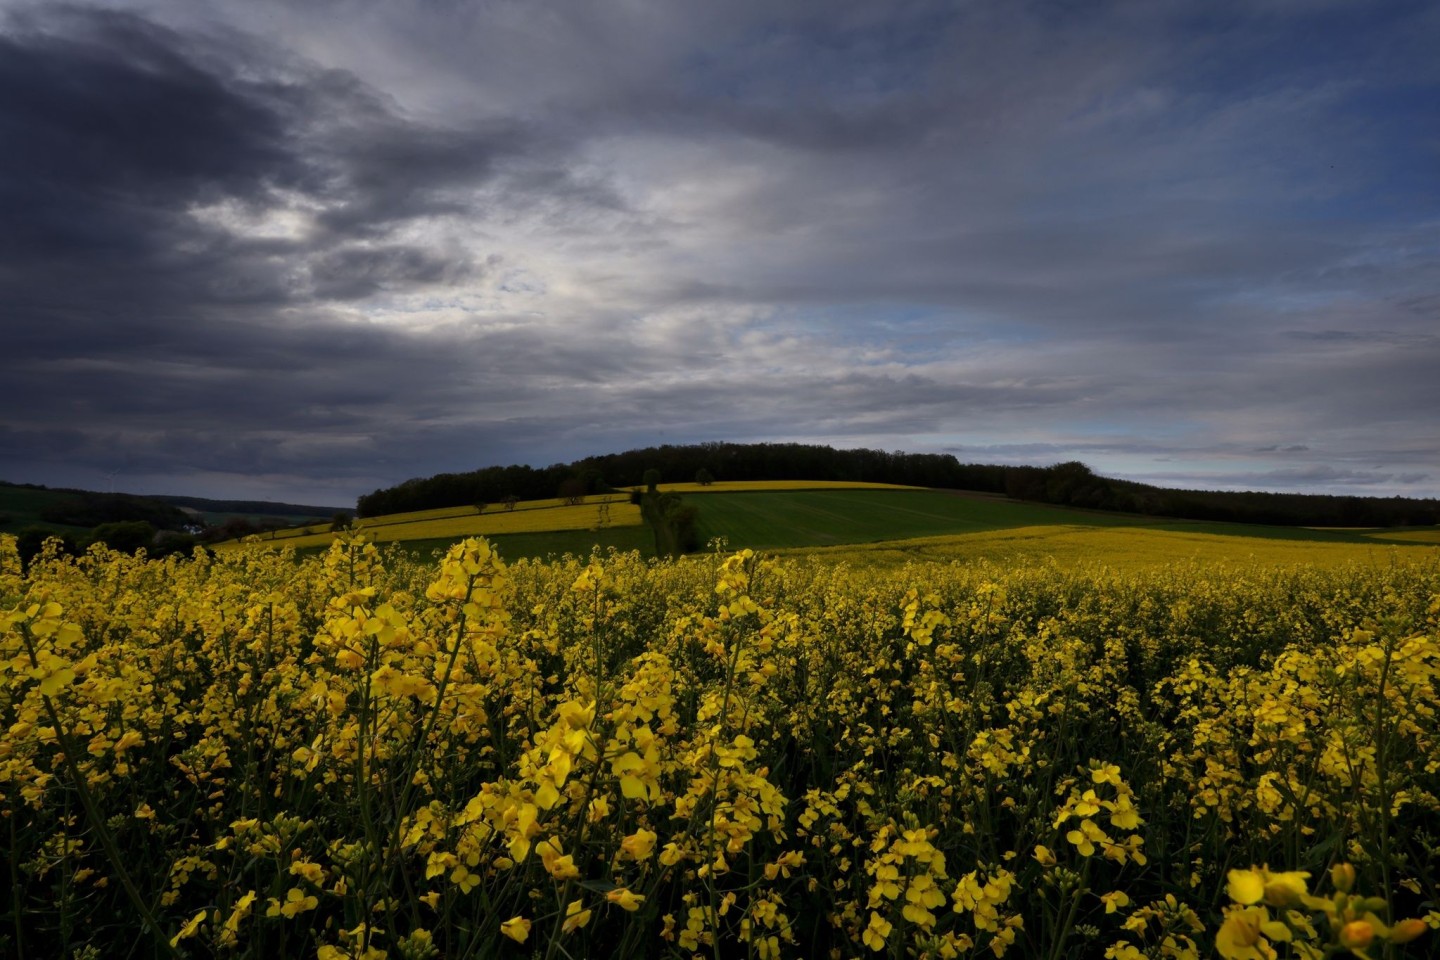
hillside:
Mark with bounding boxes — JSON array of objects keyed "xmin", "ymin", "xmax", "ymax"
[
  {"xmin": 0, "ymin": 481, "xmax": 351, "ymax": 532},
  {"xmin": 356, "ymin": 442, "xmax": 1440, "ymax": 529},
  {"xmin": 0, "ymin": 481, "xmax": 189, "ymax": 535},
  {"xmin": 1, "ymin": 481, "xmax": 359, "ymax": 565},
  {"xmin": 226, "ymin": 481, "xmax": 1440, "ymax": 569}
]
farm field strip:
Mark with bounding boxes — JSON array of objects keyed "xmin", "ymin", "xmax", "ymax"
[
  {"xmin": 355, "ymin": 494, "xmax": 635, "ymax": 528},
  {"xmin": 630, "ymin": 479, "xmax": 926, "ymax": 494},
  {"xmin": 226, "ymin": 500, "xmax": 642, "ymax": 551},
  {"xmin": 254, "ymin": 496, "xmax": 643, "ymax": 545}
]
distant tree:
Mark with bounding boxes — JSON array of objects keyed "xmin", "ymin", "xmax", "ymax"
[
  {"xmin": 695, "ymin": 468, "xmax": 715, "ymax": 486},
  {"xmin": 474, "ymin": 501, "xmax": 488, "ymax": 515},
  {"xmin": 89, "ymin": 520, "xmax": 156, "ymax": 554},
  {"xmin": 670, "ymin": 502, "xmax": 700, "ymax": 551},
  {"xmin": 558, "ymin": 478, "xmax": 587, "ymax": 506},
  {"xmin": 503, "ymin": 494, "xmax": 519, "ymax": 512},
  {"xmin": 579, "ymin": 467, "xmax": 608, "ymax": 494},
  {"xmin": 205, "ymin": 518, "xmax": 259, "ymax": 542},
  {"xmin": 151, "ymin": 529, "xmax": 198, "ymax": 558},
  {"xmin": 1043, "ymin": 461, "xmax": 1104, "ymax": 508},
  {"xmin": 330, "ymin": 512, "xmax": 351, "ymax": 532},
  {"xmin": 16, "ymin": 527, "xmax": 76, "ymax": 569},
  {"xmin": 636, "ymin": 469, "xmax": 699, "ymax": 558}
]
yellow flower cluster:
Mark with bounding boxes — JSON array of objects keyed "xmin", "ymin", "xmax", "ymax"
[{"xmin": 2, "ymin": 533, "xmax": 1437, "ymax": 959}]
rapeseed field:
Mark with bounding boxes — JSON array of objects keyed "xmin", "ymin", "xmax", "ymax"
[
  {"xmin": 2, "ymin": 533, "xmax": 1436, "ymax": 958},
  {"xmin": 786, "ymin": 526, "xmax": 1440, "ymax": 572}
]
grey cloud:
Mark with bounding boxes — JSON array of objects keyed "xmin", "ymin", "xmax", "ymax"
[
  {"xmin": 2, "ymin": 0, "xmax": 1438, "ymax": 503},
  {"xmin": 307, "ymin": 245, "xmax": 478, "ymax": 300}
]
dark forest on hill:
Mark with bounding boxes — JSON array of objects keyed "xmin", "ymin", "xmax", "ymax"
[{"xmin": 355, "ymin": 442, "xmax": 1439, "ymax": 529}]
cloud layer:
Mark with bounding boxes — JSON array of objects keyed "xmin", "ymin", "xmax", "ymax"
[{"xmin": 2, "ymin": 0, "xmax": 1437, "ymax": 503}]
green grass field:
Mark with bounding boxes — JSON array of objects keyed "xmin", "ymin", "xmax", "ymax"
[
  {"xmin": 690, "ymin": 488, "xmax": 1430, "ymax": 546},
  {"xmin": 687, "ymin": 489, "xmax": 1126, "ymax": 547}
]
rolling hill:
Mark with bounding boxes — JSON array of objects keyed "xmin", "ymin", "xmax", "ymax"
[{"xmin": 221, "ymin": 481, "xmax": 1440, "ymax": 569}]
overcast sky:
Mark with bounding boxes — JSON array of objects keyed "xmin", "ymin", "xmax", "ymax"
[{"xmin": 2, "ymin": 0, "xmax": 1437, "ymax": 506}]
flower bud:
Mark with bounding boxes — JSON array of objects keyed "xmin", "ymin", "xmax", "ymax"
[
  {"xmin": 1391, "ymin": 918, "xmax": 1427, "ymax": 945},
  {"xmin": 1338, "ymin": 920, "xmax": 1374, "ymax": 950},
  {"xmin": 1330, "ymin": 864, "xmax": 1356, "ymax": 893}
]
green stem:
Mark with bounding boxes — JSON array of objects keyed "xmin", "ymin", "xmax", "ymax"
[
  {"xmin": 40, "ymin": 693, "xmax": 181, "ymax": 958},
  {"xmin": 1045, "ymin": 861, "xmax": 1089, "ymax": 960},
  {"xmin": 1371, "ymin": 631, "xmax": 1396, "ymax": 899}
]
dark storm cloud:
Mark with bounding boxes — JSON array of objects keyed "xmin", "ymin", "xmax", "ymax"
[
  {"xmin": 0, "ymin": 3, "xmax": 539, "ymax": 499},
  {"xmin": 2, "ymin": 0, "xmax": 1437, "ymax": 502},
  {"xmin": 0, "ymin": 9, "xmax": 299, "ymax": 248},
  {"xmin": 0, "ymin": 4, "xmax": 514, "ymax": 311}
]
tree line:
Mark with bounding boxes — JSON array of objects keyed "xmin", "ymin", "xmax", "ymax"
[{"xmin": 356, "ymin": 442, "xmax": 1439, "ymax": 529}]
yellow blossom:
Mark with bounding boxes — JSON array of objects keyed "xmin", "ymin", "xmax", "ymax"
[
  {"xmin": 500, "ymin": 916, "xmax": 531, "ymax": 943},
  {"xmin": 1100, "ymin": 890, "xmax": 1130, "ymax": 914},
  {"xmin": 1227, "ymin": 869, "xmax": 1266, "ymax": 906},
  {"xmin": 863, "ymin": 912, "xmax": 892, "ymax": 951},
  {"xmin": 607, "ymin": 888, "xmax": 645, "ymax": 911},
  {"xmin": 169, "ymin": 909, "xmax": 207, "ymax": 947},
  {"xmin": 620, "ymin": 828, "xmax": 657, "ymax": 861},
  {"xmin": 562, "ymin": 899, "xmax": 592, "ymax": 934},
  {"xmin": 266, "ymin": 887, "xmax": 318, "ymax": 918}
]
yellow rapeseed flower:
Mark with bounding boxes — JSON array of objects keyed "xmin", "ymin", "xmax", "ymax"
[
  {"xmin": 862, "ymin": 912, "xmax": 892, "ymax": 951},
  {"xmin": 1100, "ymin": 891, "xmax": 1130, "ymax": 914},
  {"xmin": 499, "ymin": 916, "xmax": 531, "ymax": 943},
  {"xmin": 606, "ymin": 887, "xmax": 645, "ymax": 911},
  {"xmin": 168, "ymin": 909, "xmax": 207, "ymax": 947},
  {"xmin": 562, "ymin": 899, "xmax": 592, "ymax": 934},
  {"xmin": 266, "ymin": 887, "xmax": 318, "ymax": 918},
  {"xmin": 620, "ymin": 828, "xmax": 657, "ymax": 861},
  {"xmin": 1226, "ymin": 869, "xmax": 1266, "ymax": 905}
]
